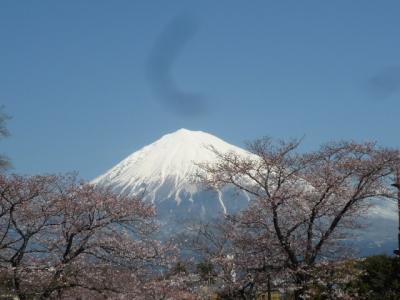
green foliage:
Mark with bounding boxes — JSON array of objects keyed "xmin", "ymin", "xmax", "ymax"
[
  {"xmin": 196, "ymin": 261, "xmax": 215, "ymax": 283},
  {"xmin": 349, "ymin": 255, "xmax": 400, "ymax": 300},
  {"xmin": 305, "ymin": 260, "xmax": 360, "ymax": 299},
  {"xmin": 172, "ymin": 261, "xmax": 187, "ymax": 274}
]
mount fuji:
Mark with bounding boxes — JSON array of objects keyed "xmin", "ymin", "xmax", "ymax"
[
  {"xmin": 92, "ymin": 129, "xmax": 252, "ymax": 226},
  {"xmin": 92, "ymin": 128, "xmax": 398, "ymax": 254}
]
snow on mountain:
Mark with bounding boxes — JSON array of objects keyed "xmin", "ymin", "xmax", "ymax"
[
  {"xmin": 92, "ymin": 128, "xmax": 252, "ymax": 210},
  {"xmin": 92, "ymin": 128, "xmax": 397, "ymax": 219}
]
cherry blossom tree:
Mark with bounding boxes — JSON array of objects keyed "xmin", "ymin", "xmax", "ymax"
[
  {"xmin": 197, "ymin": 138, "xmax": 400, "ymax": 298},
  {"xmin": 0, "ymin": 173, "xmax": 185, "ymax": 299},
  {"xmin": 0, "ymin": 107, "xmax": 10, "ymax": 171}
]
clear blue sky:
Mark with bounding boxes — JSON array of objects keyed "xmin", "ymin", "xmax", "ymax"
[{"xmin": 1, "ymin": 1, "xmax": 400, "ymax": 180}]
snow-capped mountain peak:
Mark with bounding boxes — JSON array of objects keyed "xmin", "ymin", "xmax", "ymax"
[{"xmin": 92, "ymin": 128, "xmax": 250, "ymax": 204}]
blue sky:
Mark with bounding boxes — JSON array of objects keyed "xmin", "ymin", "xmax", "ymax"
[{"xmin": 1, "ymin": 1, "xmax": 400, "ymax": 180}]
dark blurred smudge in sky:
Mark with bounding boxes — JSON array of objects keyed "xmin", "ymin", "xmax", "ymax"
[
  {"xmin": 367, "ymin": 66, "xmax": 400, "ymax": 100},
  {"xmin": 147, "ymin": 15, "xmax": 206, "ymax": 116}
]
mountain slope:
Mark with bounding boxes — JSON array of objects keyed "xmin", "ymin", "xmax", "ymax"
[{"xmin": 92, "ymin": 128, "xmax": 252, "ymax": 214}]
